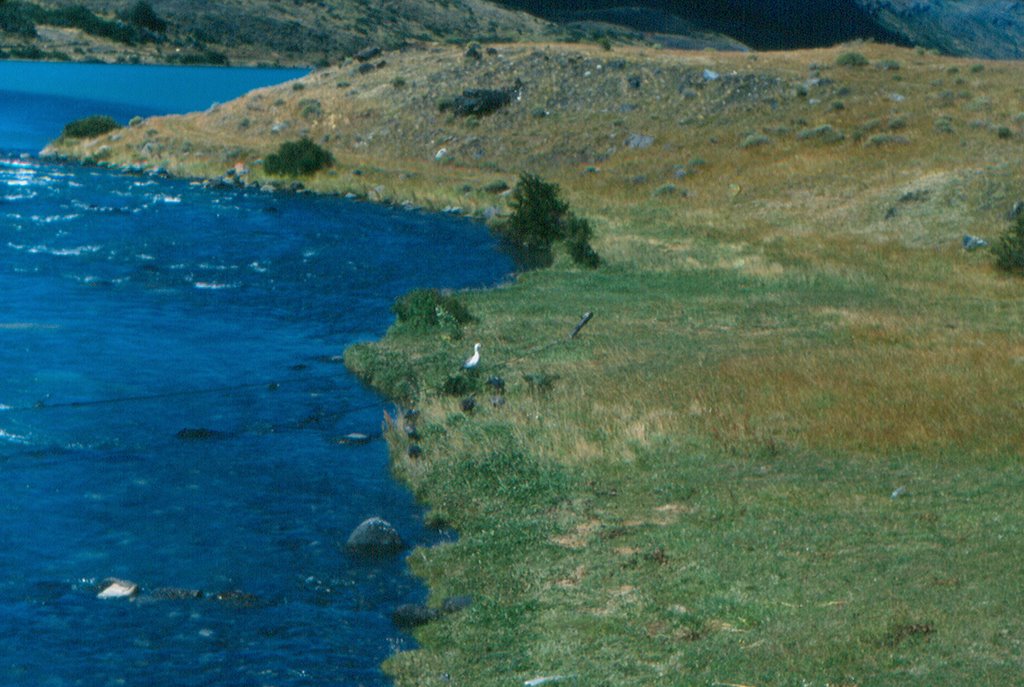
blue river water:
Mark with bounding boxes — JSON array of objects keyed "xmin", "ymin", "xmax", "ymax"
[{"xmin": 0, "ymin": 63, "xmax": 512, "ymax": 685}]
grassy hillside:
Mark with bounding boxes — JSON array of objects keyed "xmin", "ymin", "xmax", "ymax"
[
  {"xmin": 48, "ymin": 42, "xmax": 1024, "ymax": 685},
  {"xmin": 0, "ymin": 0, "xmax": 559, "ymax": 65}
]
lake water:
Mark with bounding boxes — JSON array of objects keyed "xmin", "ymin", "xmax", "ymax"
[
  {"xmin": 0, "ymin": 62, "xmax": 512, "ymax": 686},
  {"xmin": 0, "ymin": 60, "xmax": 308, "ymax": 153}
]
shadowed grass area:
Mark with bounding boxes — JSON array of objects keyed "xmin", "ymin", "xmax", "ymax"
[{"xmin": 48, "ymin": 40, "xmax": 1024, "ymax": 686}]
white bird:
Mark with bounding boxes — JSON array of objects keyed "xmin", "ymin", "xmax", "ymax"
[{"xmin": 462, "ymin": 342, "xmax": 481, "ymax": 369}]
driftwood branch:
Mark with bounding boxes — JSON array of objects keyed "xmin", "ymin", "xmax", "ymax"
[{"xmin": 568, "ymin": 311, "xmax": 593, "ymax": 339}]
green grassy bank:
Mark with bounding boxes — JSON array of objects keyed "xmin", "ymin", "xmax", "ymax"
[{"xmin": 47, "ymin": 41, "xmax": 1024, "ymax": 685}]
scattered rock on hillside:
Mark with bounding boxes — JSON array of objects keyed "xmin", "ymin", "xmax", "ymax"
[
  {"xmin": 626, "ymin": 133, "xmax": 654, "ymax": 149},
  {"xmin": 355, "ymin": 46, "xmax": 382, "ymax": 62},
  {"xmin": 962, "ymin": 234, "xmax": 988, "ymax": 251},
  {"xmin": 438, "ymin": 81, "xmax": 523, "ymax": 117}
]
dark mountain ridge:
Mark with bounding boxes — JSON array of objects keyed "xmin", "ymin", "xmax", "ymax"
[
  {"xmin": 494, "ymin": 0, "xmax": 1024, "ymax": 58},
  {"xmin": 504, "ymin": 0, "xmax": 909, "ymax": 50}
]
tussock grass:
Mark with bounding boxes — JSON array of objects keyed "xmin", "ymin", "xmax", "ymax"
[{"xmin": 48, "ymin": 41, "xmax": 1024, "ymax": 686}]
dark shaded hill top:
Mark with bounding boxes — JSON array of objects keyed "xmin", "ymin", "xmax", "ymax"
[
  {"xmin": 501, "ymin": 0, "xmax": 907, "ymax": 50},
  {"xmin": 493, "ymin": 0, "xmax": 1024, "ymax": 59}
]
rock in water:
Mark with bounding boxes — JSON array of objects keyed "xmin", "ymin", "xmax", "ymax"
[
  {"xmin": 149, "ymin": 587, "xmax": 204, "ymax": 600},
  {"xmin": 346, "ymin": 517, "xmax": 403, "ymax": 558},
  {"xmin": 97, "ymin": 578, "xmax": 138, "ymax": 599},
  {"xmin": 213, "ymin": 590, "xmax": 259, "ymax": 606},
  {"xmin": 176, "ymin": 427, "xmax": 224, "ymax": 440}
]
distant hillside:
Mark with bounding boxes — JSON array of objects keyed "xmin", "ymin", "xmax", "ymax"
[
  {"xmin": 865, "ymin": 0, "xmax": 1024, "ymax": 60},
  {"xmin": 3, "ymin": 0, "xmax": 1021, "ymax": 65},
  {"xmin": 0, "ymin": 0, "xmax": 561, "ymax": 65}
]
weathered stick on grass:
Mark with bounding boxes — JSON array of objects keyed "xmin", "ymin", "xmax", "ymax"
[{"xmin": 568, "ymin": 311, "xmax": 593, "ymax": 339}]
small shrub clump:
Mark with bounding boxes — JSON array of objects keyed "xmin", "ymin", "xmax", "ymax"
[
  {"xmin": 993, "ymin": 213, "xmax": 1024, "ymax": 275},
  {"xmin": 497, "ymin": 172, "xmax": 600, "ymax": 269},
  {"xmin": 62, "ymin": 115, "xmax": 121, "ymax": 139},
  {"xmin": 0, "ymin": 1, "xmax": 39, "ymax": 37},
  {"xmin": 298, "ymin": 98, "xmax": 322, "ymax": 120},
  {"xmin": 391, "ymin": 289, "xmax": 473, "ymax": 337},
  {"xmin": 796, "ymin": 124, "xmax": 845, "ymax": 144},
  {"xmin": 836, "ymin": 51, "xmax": 869, "ymax": 67},
  {"xmin": 864, "ymin": 133, "xmax": 910, "ymax": 147},
  {"xmin": 740, "ymin": 133, "xmax": 771, "ymax": 149},
  {"xmin": 120, "ymin": 1, "xmax": 166, "ymax": 33},
  {"xmin": 44, "ymin": 5, "xmax": 139, "ymax": 44},
  {"xmin": 934, "ymin": 115, "xmax": 955, "ymax": 134},
  {"xmin": 264, "ymin": 138, "xmax": 333, "ymax": 176}
]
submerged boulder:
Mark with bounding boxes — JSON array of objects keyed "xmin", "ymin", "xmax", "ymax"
[
  {"xmin": 176, "ymin": 427, "xmax": 224, "ymax": 440},
  {"xmin": 213, "ymin": 589, "xmax": 260, "ymax": 606},
  {"xmin": 148, "ymin": 587, "xmax": 204, "ymax": 600},
  {"xmin": 346, "ymin": 517, "xmax": 403, "ymax": 558}
]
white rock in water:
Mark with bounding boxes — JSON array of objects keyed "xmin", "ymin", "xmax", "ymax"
[{"xmin": 97, "ymin": 578, "xmax": 139, "ymax": 599}]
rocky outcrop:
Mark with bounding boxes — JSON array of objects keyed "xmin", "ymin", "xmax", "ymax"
[{"xmin": 439, "ymin": 81, "xmax": 524, "ymax": 117}]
